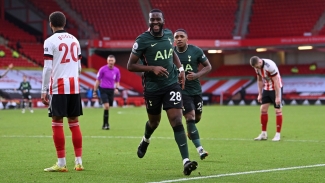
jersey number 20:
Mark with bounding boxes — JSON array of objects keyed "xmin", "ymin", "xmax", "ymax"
[{"xmin": 59, "ymin": 42, "xmax": 78, "ymax": 63}]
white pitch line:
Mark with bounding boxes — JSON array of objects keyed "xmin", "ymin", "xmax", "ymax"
[
  {"xmin": 147, "ymin": 164, "xmax": 325, "ymax": 183},
  {"xmin": 0, "ymin": 135, "xmax": 325, "ymax": 143}
]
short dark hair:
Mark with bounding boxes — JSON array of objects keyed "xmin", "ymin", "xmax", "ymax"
[
  {"xmin": 107, "ymin": 55, "xmax": 115, "ymax": 60},
  {"xmin": 49, "ymin": 11, "xmax": 66, "ymax": 28},
  {"xmin": 250, "ymin": 56, "xmax": 260, "ymax": 66},
  {"xmin": 150, "ymin": 9, "xmax": 164, "ymax": 18},
  {"xmin": 175, "ymin": 28, "xmax": 188, "ymax": 35}
]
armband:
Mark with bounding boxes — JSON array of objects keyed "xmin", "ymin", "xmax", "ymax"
[{"xmin": 178, "ymin": 67, "xmax": 184, "ymax": 72}]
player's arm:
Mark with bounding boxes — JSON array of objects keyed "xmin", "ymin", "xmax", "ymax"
[
  {"xmin": 271, "ymin": 76, "xmax": 281, "ymax": 97},
  {"xmin": 172, "ymin": 51, "xmax": 185, "ymax": 89},
  {"xmin": 41, "ymin": 40, "xmax": 53, "ymax": 105},
  {"xmin": 257, "ymin": 74, "xmax": 263, "ymax": 95},
  {"xmin": 195, "ymin": 59, "xmax": 212, "ymax": 78},
  {"xmin": 127, "ymin": 53, "xmax": 155, "ymax": 72},
  {"xmin": 0, "ymin": 63, "xmax": 13, "ymax": 78}
]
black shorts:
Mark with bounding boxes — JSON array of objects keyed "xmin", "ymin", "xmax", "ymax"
[
  {"xmin": 99, "ymin": 87, "xmax": 114, "ymax": 106},
  {"xmin": 144, "ymin": 83, "xmax": 183, "ymax": 115},
  {"xmin": 22, "ymin": 92, "xmax": 32, "ymax": 100},
  {"xmin": 182, "ymin": 94, "xmax": 203, "ymax": 115},
  {"xmin": 48, "ymin": 94, "xmax": 83, "ymax": 117},
  {"xmin": 262, "ymin": 87, "xmax": 283, "ymax": 109}
]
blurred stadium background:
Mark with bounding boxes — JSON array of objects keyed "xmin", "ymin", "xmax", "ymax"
[{"xmin": 1, "ymin": 0, "xmax": 325, "ymax": 109}]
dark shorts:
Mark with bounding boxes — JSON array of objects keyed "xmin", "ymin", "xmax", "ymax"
[
  {"xmin": 182, "ymin": 94, "xmax": 203, "ymax": 115},
  {"xmin": 144, "ymin": 83, "xmax": 183, "ymax": 115},
  {"xmin": 99, "ymin": 87, "xmax": 114, "ymax": 106},
  {"xmin": 48, "ymin": 94, "xmax": 83, "ymax": 117},
  {"xmin": 262, "ymin": 87, "xmax": 283, "ymax": 109},
  {"xmin": 22, "ymin": 92, "xmax": 32, "ymax": 100}
]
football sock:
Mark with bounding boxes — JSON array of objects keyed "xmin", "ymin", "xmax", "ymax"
[
  {"xmin": 29, "ymin": 101, "xmax": 32, "ymax": 109},
  {"xmin": 261, "ymin": 112, "xmax": 268, "ymax": 131},
  {"xmin": 52, "ymin": 121, "xmax": 65, "ymax": 164},
  {"xmin": 144, "ymin": 121, "xmax": 157, "ymax": 139},
  {"xmin": 276, "ymin": 111, "xmax": 283, "ymax": 133},
  {"xmin": 22, "ymin": 102, "xmax": 25, "ymax": 109},
  {"xmin": 75, "ymin": 157, "xmax": 82, "ymax": 165},
  {"xmin": 69, "ymin": 121, "xmax": 82, "ymax": 158},
  {"xmin": 186, "ymin": 120, "xmax": 201, "ymax": 148},
  {"xmin": 103, "ymin": 109, "xmax": 109, "ymax": 126},
  {"xmin": 173, "ymin": 125, "xmax": 189, "ymax": 160},
  {"xmin": 58, "ymin": 158, "xmax": 66, "ymax": 167}
]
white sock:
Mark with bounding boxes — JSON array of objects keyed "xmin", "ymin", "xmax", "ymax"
[
  {"xmin": 143, "ymin": 136, "xmax": 150, "ymax": 143},
  {"xmin": 275, "ymin": 132, "xmax": 280, "ymax": 136},
  {"xmin": 58, "ymin": 158, "xmax": 66, "ymax": 167},
  {"xmin": 196, "ymin": 146, "xmax": 203, "ymax": 154},
  {"xmin": 75, "ymin": 157, "xmax": 82, "ymax": 165},
  {"xmin": 182, "ymin": 158, "xmax": 190, "ymax": 165},
  {"xmin": 262, "ymin": 131, "xmax": 267, "ymax": 135}
]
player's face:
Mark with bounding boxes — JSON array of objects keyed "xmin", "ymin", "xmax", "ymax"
[
  {"xmin": 174, "ymin": 32, "xmax": 188, "ymax": 48},
  {"xmin": 107, "ymin": 58, "xmax": 116, "ymax": 68},
  {"xmin": 23, "ymin": 77, "xmax": 26, "ymax": 82},
  {"xmin": 252, "ymin": 59, "xmax": 263, "ymax": 69},
  {"xmin": 149, "ymin": 12, "xmax": 164, "ymax": 36}
]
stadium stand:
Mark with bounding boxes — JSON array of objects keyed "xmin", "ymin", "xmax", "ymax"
[
  {"xmin": 28, "ymin": 0, "xmax": 77, "ymax": 33},
  {"xmin": 66, "ymin": 0, "xmax": 148, "ymax": 39},
  {"xmin": 247, "ymin": 0, "xmax": 325, "ymax": 38},
  {"xmin": 0, "ymin": 19, "xmax": 37, "ymax": 43},
  {"xmin": 0, "ymin": 45, "xmax": 37, "ymax": 67},
  {"xmin": 150, "ymin": 0, "xmax": 238, "ymax": 39}
]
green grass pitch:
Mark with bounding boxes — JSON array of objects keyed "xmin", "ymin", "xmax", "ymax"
[{"xmin": 0, "ymin": 105, "xmax": 324, "ymax": 183}]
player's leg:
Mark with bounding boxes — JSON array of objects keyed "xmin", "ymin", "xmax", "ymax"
[
  {"xmin": 137, "ymin": 91, "xmax": 162, "ymax": 158},
  {"xmin": 28, "ymin": 94, "xmax": 33, "ymax": 113},
  {"xmin": 21, "ymin": 95, "xmax": 27, "ymax": 113},
  {"xmin": 44, "ymin": 95, "xmax": 67, "ymax": 172},
  {"xmin": 272, "ymin": 87, "xmax": 283, "ymax": 141},
  {"xmin": 183, "ymin": 95, "xmax": 207, "ymax": 160},
  {"xmin": 99, "ymin": 88, "xmax": 110, "ymax": 129},
  {"xmin": 254, "ymin": 91, "xmax": 271, "ymax": 140},
  {"xmin": 164, "ymin": 84, "xmax": 197, "ymax": 175},
  {"xmin": 67, "ymin": 94, "xmax": 84, "ymax": 170}
]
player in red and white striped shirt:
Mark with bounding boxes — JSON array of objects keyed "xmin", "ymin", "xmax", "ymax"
[
  {"xmin": 250, "ymin": 56, "xmax": 283, "ymax": 142},
  {"xmin": 41, "ymin": 11, "xmax": 84, "ymax": 172}
]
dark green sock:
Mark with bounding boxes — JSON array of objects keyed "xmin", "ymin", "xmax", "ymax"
[
  {"xmin": 173, "ymin": 125, "xmax": 189, "ymax": 160},
  {"xmin": 187, "ymin": 120, "xmax": 201, "ymax": 148},
  {"xmin": 144, "ymin": 121, "xmax": 156, "ymax": 139}
]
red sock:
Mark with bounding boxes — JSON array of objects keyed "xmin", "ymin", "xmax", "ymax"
[
  {"xmin": 276, "ymin": 112, "xmax": 283, "ymax": 133},
  {"xmin": 52, "ymin": 121, "xmax": 65, "ymax": 158},
  {"xmin": 261, "ymin": 112, "xmax": 268, "ymax": 131},
  {"xmin": 69, "ymin": 121, "xmax": 82, "ymax": 157}
]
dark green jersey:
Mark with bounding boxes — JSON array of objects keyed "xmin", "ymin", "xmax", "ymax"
[
  {"xmin": 18, "ymin": 81, "xmax": 32, "ymax": 93},
  {"xmin": 174, "ymin": 45, "xmax": 207, "ymax": 95},
  {"xmin": 132, "ymin": 29, "xmax": 178, "ymax": 92}
]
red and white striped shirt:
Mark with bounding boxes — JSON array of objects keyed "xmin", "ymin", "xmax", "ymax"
[
  {"xmin": 254, "ymin": 59, "xmax": 283, "ymax": 91},
  {"xmin": 42, "ymin": 30, "xmax": 82, "ymax": 94}
]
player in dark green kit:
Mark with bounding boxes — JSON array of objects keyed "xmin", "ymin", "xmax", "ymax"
[
  {"xmin": 17, "ymin": 76, "xmax": 33, "ymax": 113},
  {"xmin": 127, "ymin": 9, "xmax": 198, "ymax": 176},
  {"xmin": 174, "ymin": 29, "xmax": 212, "ymax": 160}
]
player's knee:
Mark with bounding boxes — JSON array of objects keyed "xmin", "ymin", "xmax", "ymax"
[
  {"xmin": 68, "ymin": 117, "xmax": 78, "ymax": 123},
  {"xmin": 170, "ymin": 115, "xmax": 182, "ymax": 126},
  {"xmin": 52, "ymin": 116, "xmax": 63, "ymax": 122},
  {"xmin": 275, "ymin": 108, "xmax": 282, "ymax": 113}
]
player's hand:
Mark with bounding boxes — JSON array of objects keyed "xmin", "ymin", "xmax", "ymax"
[
  {"xmin": 275, "ymin": 97, "xmax": 281, "ymax": 107},
  {"xmin": 93, "ymin": 91, "xmax": 98, "ymax": 98},
  {"xmin": 186, "ymin": 71, "xmax": 198, "ymax": 81},
  {"xmin": 257, "ymin": 94, "xmax": 262, "ymax": 103},
  {"xmin": 8, "ymin": 63, "xmax": 13, "ymax": 69},
  {"xmin": 114, "ymin": 88, "xmax": 119, "ymax": 94},
  {"xmin": 41, "ymin": 93, "xmax": 49, "ymax": 106},
  {"xmin": 179, "ymin": 71, "xmax": 185, "ymax": 90},
  {"xmin": 152, "ymin": 66, "xmax": 169, "ymax": 78}
]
